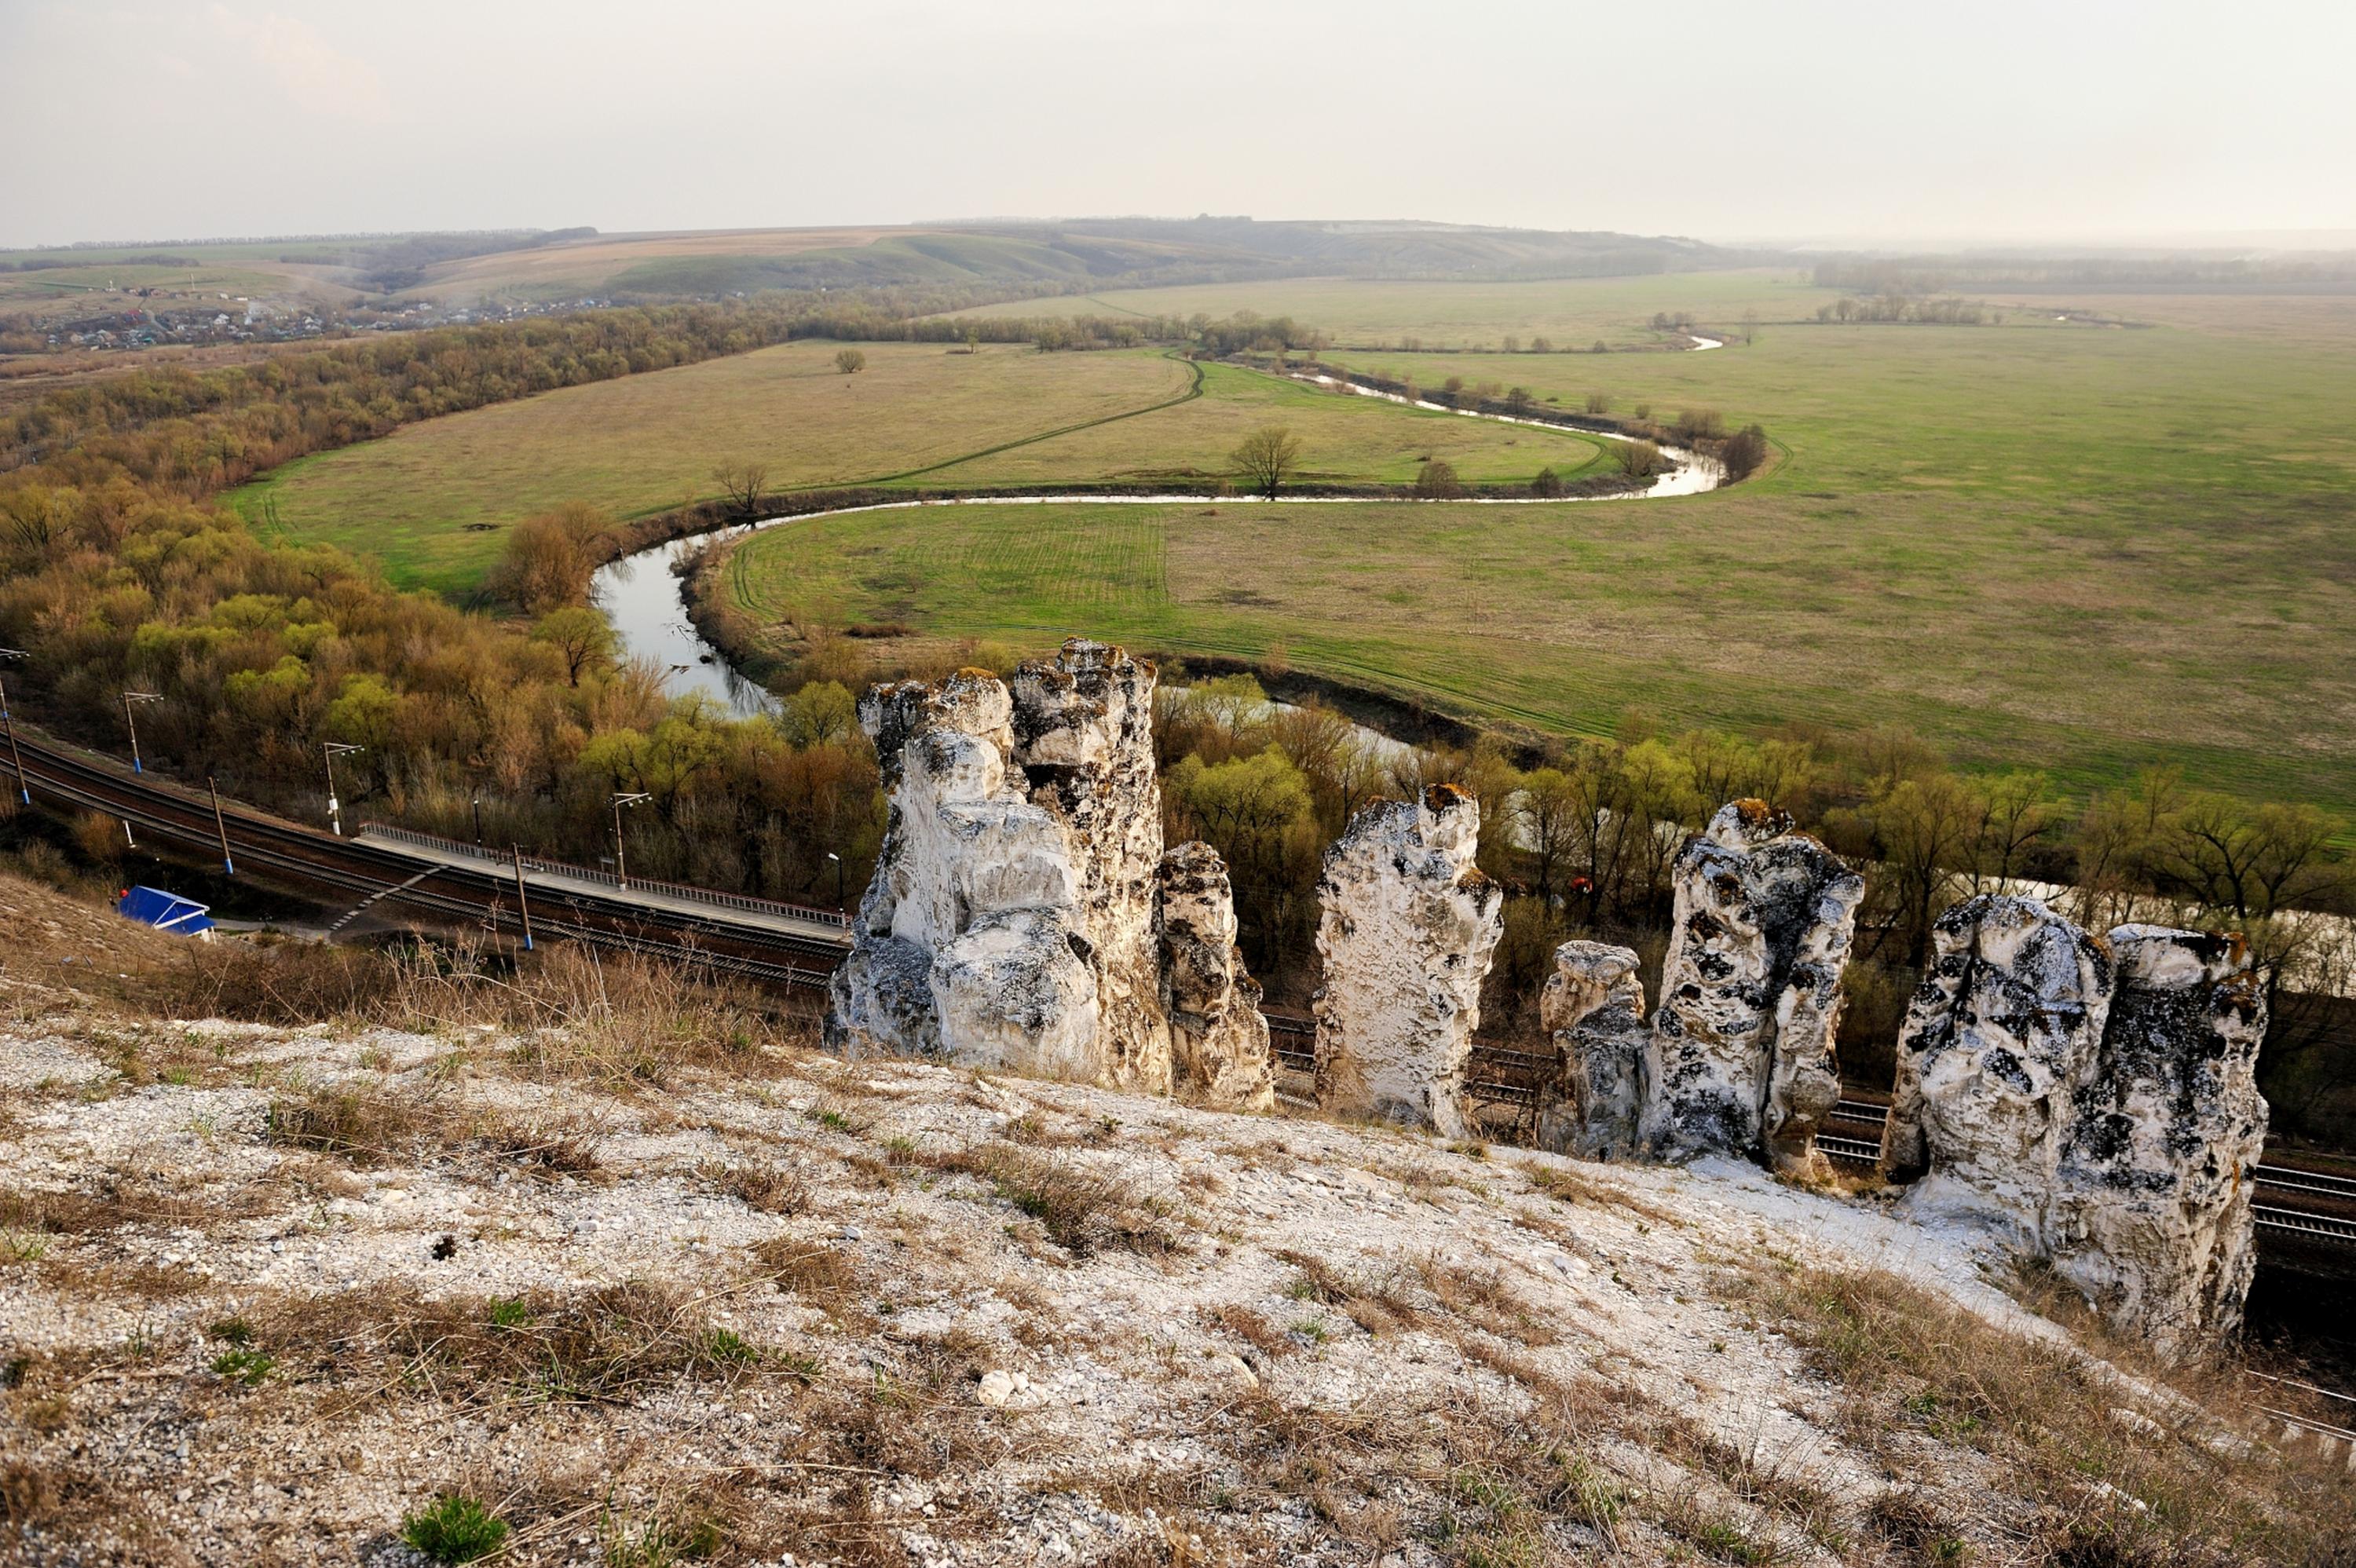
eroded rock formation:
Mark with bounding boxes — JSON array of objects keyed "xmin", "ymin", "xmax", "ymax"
[
  {"xmin": 1158, "ymin": 841, "xmax": 1275, "ymax": 1111},
  {"xmin": 827, "ymin": 642, "xmax": 1271, "ymax": 1109},
  {"xmin": 2052, "ymin": 926, "xmax": 2269, "ymax": 1359},
  {"xmin": 1535, "ymin": 941, "xmax": 1649, "ymax": 1160},
  {"xmin": 826, "ymin": 670, "xmax": 1100, "ymax": 1078},
  {"xmin": 1642, "ymin": 800, "xmax": 1864, "ymax": 1177},
  {"xmin": 1009, "ymin": 640, "xmax": 1170, "ymax": 1096},
  {"xmin": 1880, "ymin": 894, "xmax": 2116, "ymax": 1240},
  {"xmin": 1312, "ymin": 785, "xmax": 1504, "ymax": 1135}
]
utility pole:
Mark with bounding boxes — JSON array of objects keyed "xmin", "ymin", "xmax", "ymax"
[
  {"xmin": 826, "ymin": 850, "xmax": 843, "ymax": 908},
  {"xmin": 511, "ymin": 845, "xmax": 535, "ymax": 952},
  {"xmin": 207, "ymin": 777, "xmax": 234, "ymax": 877},
  {"xmin": 471, "ymin": 795, "xmax": 485, "ymax": 849},
  {"xmin": 322, "ymin": 742, "xmax": 362, "ymax": 836},
  {"xmin": 0, "ymin": 653, "xmax": 27, "ymax": 806},
  {"xmin": 122, "ymin": 691, "xmax": 161, "ymax": 774},
  {"xmin": 609, "ymin": 792, "xmax": 650, "ymax": 886}
]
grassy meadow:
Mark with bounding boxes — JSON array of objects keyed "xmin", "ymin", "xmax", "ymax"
[
  {"xmin": 233, "ymin": 342, "xmax": 1191, "ymax": 595},
  {"xmin": 723, "ymin": 283, "xmax": 2356, "ymax": 816},
  {"xmin": 943, "ymin": 270, "xmax": 1849, "ymax": 349},
  {"xmin": 236, "ymin": 343, "xmax": 1597, "ymax": 595}
]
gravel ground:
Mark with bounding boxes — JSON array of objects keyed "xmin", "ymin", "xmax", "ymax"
[{"xmin": 0, "ymin": 986, "xmax": 2087, "ymax": 1567}]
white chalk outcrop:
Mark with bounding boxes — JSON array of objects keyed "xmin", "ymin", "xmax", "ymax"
[
  {"xmin": 1009, "ymin": 639, "xmax": 1171, "ymax": 1096},
  {"xmin": 2052, "ymin": 926, "xmax": 2269, "ymax": 1360},
  {"xmin": 1535, "ymin": 940, "xmax": 1649, "ymax": 1160},
  {"xmin": 829, "ymin": 642, "xmax": 1271, "ymax": 1109},
  {"xmin": 1880, "ymin": 896, "xmax": 2270, "ymax": 1355},
  {"xmin": 1880, "ymin": 894, "xmax": 2115, "ymax": 1241},
  {"xmin": 1312, "ymin": 784, "xmax": 1504, "ymax": 1135},
  {"xmin": 1158, "ymin": 841, "xmax": 1275, "ymax": 1111},
  {"xmin": 1643, "ymin": 800, "xmax": 1864, "ymax": 1178},
  {"xmin": 825, "ymin": 671, "xmax": 1101, "ymax": 1078}
]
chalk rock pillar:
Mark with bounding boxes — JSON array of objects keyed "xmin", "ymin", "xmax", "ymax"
[
  {"xmin": 1008, "ymin": 638, "xmax": 1172, "ymax": 1096},
  {"xmin": 2052, "ymin": 926, "xmax": 2269, "ymax": 1360},
  {"xmin": 1879, "ymin": 894, "xmax": 2114, "ymax": 1242},
  {"xmin": 825, "ymin": 670, "xmax": 1101, "ymax": 1079},
  {"xmin": 1641, "ymin": 800, "xmax": 1864, "ymax": 1177},
  {"xmin": 1312, "ymin": 785, "xmax": 1504, "ymax": 1135},
  {"xmin": 1535, "ymin": 941, "xmax": 1649, "ymax": 1160},
  {"xmin": 1158, "ymin": 840, "xmax": 1275, "ymax": 1111}
]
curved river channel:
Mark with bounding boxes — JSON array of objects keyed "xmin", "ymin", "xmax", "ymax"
[{"xmin": 592, "ymin": 378, "xmax": 1728, "ymax": 718}]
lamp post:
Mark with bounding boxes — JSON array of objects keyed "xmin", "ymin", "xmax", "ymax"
[
  {"xmin": 122, "ymin": 691, "xmax": 161, "ymax": 774},
  {"xmin": 825, "ymin": 850, "xmax": 843, "ymax": 908},
  {"xmin": 609, "ymin": 792, "xmax": 650, "ymax": 886},
  {"xmin": 322, "ymin": 742, "xmax": 362, "ymax": 836},
  {"xmin": 0, "ymin": 649, "xmax": 27, "ymax": 806},
  {"xmin": 471, "ymin": 795, "xmax": 485, "ymax": 848}
]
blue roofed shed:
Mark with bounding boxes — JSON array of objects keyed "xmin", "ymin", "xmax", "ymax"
[{"xmin": 116, "ymin": 886, "xmax": 217, "ymax": 938}]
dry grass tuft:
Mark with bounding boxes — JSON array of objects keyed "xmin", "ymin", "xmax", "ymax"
[
  {"xmin": 748, "ymin": 1238, "xmax": 864, "ymax": 1320},
  {"xmin": 931, "ymin": 1142, "xmax": 1184, "ymax": 1258},
  {"xmin": 245, "ymin": 1281, "xmax": 770, "ymax": 1410},
  {"xmin": 262, "ymin": 1082, "xmax": 602, "ymax": 1175},
  {"xmin": 1718, "ymin": 1256, "xmax": 2356, "ymax": 1566},
  {"xmin": 702, "ymin": 1159, "xmax": 812, "ymax": 1215}
]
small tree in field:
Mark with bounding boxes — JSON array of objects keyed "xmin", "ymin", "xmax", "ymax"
[
  {"xmin": 1531, "ymin": 466, "xmax": 1564, "ymax": 498},
  {"xmin": 1721, "ymin": 424, "xmax": 1771, "ymax": 481},
  {"xmin": 835, "ymin": 349, "xmax": 866, "ymax": 375},
  {"xmin": 1230, "ymin": 426, "xmax": 1301, "ymax": 499},
  {"xmin": 714, "ymin": 461, "xmax": 768, "ymax": 519},
  {"xmin": 1414, "ymin": 459, "xmax": 1465, "ymax": 499},
  {"xmin": 1584, "ymin": 391, "xmax": 1612, "ymax": 416},
  {"xmin": 1619, "ymin": 440, "xmax": 1664, "ymax": 479}
]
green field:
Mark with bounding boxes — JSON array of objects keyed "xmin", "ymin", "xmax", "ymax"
[
  {"xmin": 944, "ymin": 270, "xmax": 1853, "ymax": 349},
  {"xmin": 723, "ymin": 283, "xmax": 2356, "ymax": 816},
  {"xmin": 236, "ymin": 341, "xmax": 1599, "ymax": 595}
]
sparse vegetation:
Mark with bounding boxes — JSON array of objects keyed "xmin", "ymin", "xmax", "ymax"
[{"xmin": 401, "ymin": 1494, "xmax": 511, "ymax": 1564}]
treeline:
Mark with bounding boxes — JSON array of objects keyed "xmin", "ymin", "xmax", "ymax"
[
  {"xmin": 1145, "ymin": 675, "xmax": 2354, "ymax": 1141},
  {"xmin": 1815, "ymin": 254, "xmax": 2356, "ymax": 292},
  {"xmin": 1812, "ymin": 294, "xmax": 1994, "ymax": 325},
  {"xmin": 0, "ymin": 253, "xmax": 205, "ymax": 272}
]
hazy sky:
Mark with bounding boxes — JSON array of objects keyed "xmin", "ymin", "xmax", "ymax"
[{"xmin": 5, "ymin": 0, "xmax": 2353, "ymax": 250}]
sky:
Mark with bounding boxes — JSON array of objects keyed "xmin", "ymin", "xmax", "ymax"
[{"xmin": 5, "ymin": 0, "xmax": 2354, "ymax": 251}]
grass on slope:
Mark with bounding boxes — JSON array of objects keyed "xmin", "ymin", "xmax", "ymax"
[
  {"xmin": 719, "ymin": 415, "xmax": 2354, "ymax": 815},
  {"xmin": 920, "ymin": 360, "xmax": 1604, "ymax": 488},
  {"xmin": 945, "ymin": 269, "xmax": 1843, "ymax": 349},
  {"xmin": 232, "ymin": 342, "xmax": 1192, "ymax": 596},
  {"xmin": 235, "ymin": 343, "xmax": 1599, "ymax": 596}
]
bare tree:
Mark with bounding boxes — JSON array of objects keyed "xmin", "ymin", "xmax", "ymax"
[
  {"xmin": 1229, "ymin": 427, "xmax": 1302, "ymax": 500},
  {"xmin": 835, "ymin": 348, "xmax": 867, "ymax": 375},
  {"xmin": 714, "ymin": 462, "xmax": 769, "ymax": 519}
]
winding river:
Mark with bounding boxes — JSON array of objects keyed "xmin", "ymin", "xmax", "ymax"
[{"xmin": 592, "ymin": 373, "xmax": 1728, "ymax": 718}]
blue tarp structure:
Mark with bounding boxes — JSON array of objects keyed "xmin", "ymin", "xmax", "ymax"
[{"xmin": 116, "ymin": 886, "xmax": 216, "ymax": 938}]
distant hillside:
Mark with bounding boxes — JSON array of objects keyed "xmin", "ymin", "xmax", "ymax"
[{"xmin": 430, "ymin": 219, "xmax": 1771, "ymax": 306}]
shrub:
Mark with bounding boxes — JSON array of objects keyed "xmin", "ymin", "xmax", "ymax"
[
  {"xmin": 1530, "ymin": 467, "xmax": 1564, "ymax": 499},
  {"xmin": 1721, "ymin": 422, "xmax": 1771, "ymax": 481},
  {"xmin": 402, "ymin": 1495, "xmax": 510, "ymax": 1564},
  {"xmin": 1413, "ymin": 459, "xmax": 1465, "ymax": 499},
  {"xmin": 834, "ymin": 348, "xmax": 866, "ymax": 374},
  {"xmin": 1618, "ymin": 440, "xmax": 1664, "ymax": 479}
]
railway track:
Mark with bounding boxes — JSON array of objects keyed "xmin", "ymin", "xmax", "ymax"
[{"xmin": 8, "ymin": 731, "xmax": 849, "ymax": 988}]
